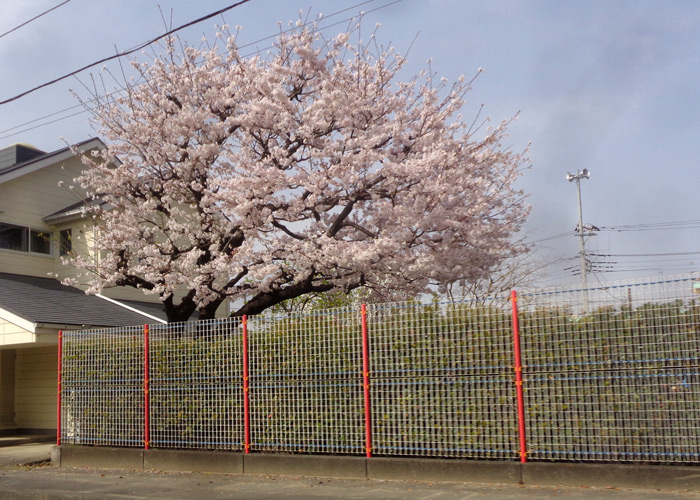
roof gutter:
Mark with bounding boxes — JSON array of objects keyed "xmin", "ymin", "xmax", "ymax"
[{"xmin": 96, "ymin": 294, "xmax": 168, "ymax": 324}]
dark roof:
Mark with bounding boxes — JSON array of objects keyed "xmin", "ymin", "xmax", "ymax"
[
  {"xmin": 0, "ymin": 144, "xmax": 45, "ymax": 173},
  {"xmin": 43, "ymin": 198, "xmax": 108, "ymax": 223},
  {"xmin": 0, "ymin": 138, "xmax": 104, "ymax": 180},
  {"xmin": 118, "ymin": 299, "xmax": 170, "ymax": 318},
  {"xmin": 44, "ymin": 199, "xmax": 89, "ymax": 219},
  {"xmin": 0, "ymin": 272, "xmax": 166, "ymax": 327}
]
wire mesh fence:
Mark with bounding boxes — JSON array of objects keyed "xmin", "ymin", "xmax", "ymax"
[
  {"xmin": 519, "ymin": 274, "xmax": 700, "ymax": 462},
  {"xmin": 247, "ymin": 307, "xmax": 364, "ymax": 455},
  {"xmin": 149, "ymin": 319, "xmax": 244, "ymax": 450},
  {"xmin": 367, "ymin": 298, "xmax": 518, "ymax": 459},
  {"xmin": 59, "ymin": 272, "xmax": 700, "ymax": 463},
  {"xmin": 60, "ymin": 325, "xmax": 144, "ymax": 447}
]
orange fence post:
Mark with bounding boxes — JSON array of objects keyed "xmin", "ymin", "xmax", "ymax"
[
  {"xmin": 144, "ymin": 324, "xmax": 150, "ymax": 450},
  {"xmin": 57, "ymin": 330, "xmax": 62, "ymax": 446},
  {"xmin": 361, "ymin": 304, "xmax": 372, "ymax": 458},
  {"xmin": 243, "ymin": 315, "xmax": 251, "ymax": 454},
  {"xmin": 511, "ymin": 290, "xmax": 527, "ymax": 463}
]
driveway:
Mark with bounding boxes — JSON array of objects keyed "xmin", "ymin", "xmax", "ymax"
[
  {"xmin": 1, "ymin": 462, "xmax": 700, "ymax": 500},
  {"xmin": 1, "ymin": 444, "xmax": 699, "ymax": 499},
  {"xmin": 0, "ymin": 442, "xmax": 52, "ymax": 467}
]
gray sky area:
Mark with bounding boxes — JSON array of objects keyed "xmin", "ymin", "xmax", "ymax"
[{"xmin": 0, "ymin": 0, "xmax": 698, "ymax": 288}]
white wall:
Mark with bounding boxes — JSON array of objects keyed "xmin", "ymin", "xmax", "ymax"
[
  {"xmin": 0, "ymin": 155, "xmax": 86, "ymax": 278},
  {"xmin": 14, "ymin": 346, "xmax": 57, "ymax": 430}
]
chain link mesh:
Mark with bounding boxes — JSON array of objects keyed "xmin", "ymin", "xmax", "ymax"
[
  {"xmin": 519, "ymin": 274, "xmax": 700, "ymax": 462},
  {"xmin": 61, "ymin": 326, "xmax": 144, "ymax": 447},
  {"xmin": 59, "ymin": 273, "xmax": 700, "ymax": 462},
  {"xmin": 247, "ymin": 307, "xmax": 364, "ymax": 454}
]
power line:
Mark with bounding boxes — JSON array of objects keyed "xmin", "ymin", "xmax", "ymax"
[
  {"xmin": 0, "ymin": 0, "xmax": 401, "ymax": 141},
  {"xmin": 527, "ymin": 231, "xmax": 575, "ymax": 244},
  {"xmin": 0, "ymin": 102, "xmax": 84, "ymax": 136},
  {"xmin": 0, "ymin": 0, "xmax": 72, "ymax": 40},
  {"xmin": 0, "ymin": 0, "xmax": 255, "ymax": 107},
  {"xmin": 599, "ymin": 219, "xmax": 700, "ymax": 232},
  {"xmin": 590, "ymin": 251, "xmax": 700, "ymax": 258}
]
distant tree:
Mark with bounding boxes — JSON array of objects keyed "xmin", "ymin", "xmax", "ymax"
[
  {"xmin": 266, "ymin": 287, "xmax": 369, "ymax": 315},
  {"xmin": 445, "ymin": 252, "xmax": 545, "ymax": 301},
  {"xmin": 68, "ymin": 21, "xmax": 529, "ymax": 322}
]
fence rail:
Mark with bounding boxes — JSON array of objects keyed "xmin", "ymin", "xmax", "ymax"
[{"xmin": 59, "ymin": 273, "xmax": 700, "ymax": 463}]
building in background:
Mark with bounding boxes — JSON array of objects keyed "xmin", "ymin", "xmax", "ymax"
[{"xmin": 0, "ymin": 139, "xmax": 171, "ymax": 433}]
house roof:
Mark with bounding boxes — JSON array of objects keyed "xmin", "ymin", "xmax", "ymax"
[
  {"xmin": 0, "ymin": 138, "xmax": 104, "ymax": 185},
  {"xmin": 0, "ymin": 144, "xmax": 45, "ymax": 173},
  {"xmin": 0, "ymin": 272, "xmax": 167, "ymax": 327},
  {"xmin": 43, "ymin": 198, "xmax": 110, "ymax": 224}
]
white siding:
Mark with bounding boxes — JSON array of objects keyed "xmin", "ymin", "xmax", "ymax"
[
  {"xmin": 0, "ymin": 251, "xmax": 55, "ymax": 280},
  {"xmin": 14, "ymin": 346, "xmax": 57, "ymax": 430},
  {"xmin": 0, "ymin": 156, "xmax": 86, "ymax": 278},
  {"xmin": 0, "ymin": 156, "xmax": 86, "ymax": 228},
  {"xmin": 52, "ymin": 220, "xmax": 98, "ymax": 284},
  {"xmin": 0, "ymin": 318, "xmax": 35, "ymax": 346}
]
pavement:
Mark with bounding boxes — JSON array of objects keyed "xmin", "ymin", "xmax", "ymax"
[
  {"xmin": 0, "ymin": 442, "xmax": 53, "ymax": 467},
  {"xmin": 1, "ymin": 444, "xmax": 700, "ymax": 499}
]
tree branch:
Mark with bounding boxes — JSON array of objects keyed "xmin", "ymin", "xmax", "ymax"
[
  {"xmin": 327, "ymin": 200, "xmax": 356, "ymax": 237},
  {"xmin": 272, "ymin": 219, "xmax": 306, "ymax": 240},
  {"xmin": 232, "ymin": 275, "xmax": 365, "ymax": 317}
]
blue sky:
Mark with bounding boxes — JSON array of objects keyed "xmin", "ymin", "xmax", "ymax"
[{"xmin": 1, "ymin": 0, "xmax": 698, "ymax": 287}]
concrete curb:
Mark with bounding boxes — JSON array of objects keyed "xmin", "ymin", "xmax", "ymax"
[
  {"xmin": 522, "ymin": 461, "xmax": 700, "ymax": 490},
  {"xmin": 146, "ymin": 449, "xmax": 243, "ymax": 474},
  {"xmin": 53, "ymin": 446, "xmax": 700, "ymax": 491},
  {"xmin": 366, "ymin": 457, "xmax": 521, "ymax": 484},
  {"xmin": 245, "ymin": 453, "xmax": 366, "ymax": 478}
]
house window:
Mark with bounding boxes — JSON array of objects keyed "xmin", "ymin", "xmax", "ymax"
[
  {"xmin": 0, "ymin": 222, "xmax": 52, "ymax": 255},
  {"xmin": 0, "ymin": 222, "xmax": 28, "ymax": 251},
  {"xmin": 30, "ymin": 230, "xmax": 52, "ymax": 254},
  {"xmin": 59, "ymin": 229, "xmax": 72, "ymax": 256}
]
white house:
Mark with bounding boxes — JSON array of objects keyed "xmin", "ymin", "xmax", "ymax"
[{"xmin": 0, "ymin": 139, "xmax": 176, "ymax": 432}]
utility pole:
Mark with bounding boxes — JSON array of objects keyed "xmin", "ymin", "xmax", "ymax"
[{"xmin": 567, "ymin": 169, "xmax": 591, "ymax": 312}]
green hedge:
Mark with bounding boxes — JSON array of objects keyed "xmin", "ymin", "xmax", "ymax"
[{"xmin": 60, "ymin": 298, "xmax": 700, "ymax": 462}]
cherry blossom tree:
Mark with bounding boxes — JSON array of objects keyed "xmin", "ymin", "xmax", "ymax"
[{"xmin": 68, "ymin": 22, "xmax": 529, "ymax": 322}]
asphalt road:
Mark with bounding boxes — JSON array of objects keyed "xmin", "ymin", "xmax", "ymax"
[
  {"xmin": 0, "ymin": 443, "xmax": 53, "ymax": 467},
  {"xmin": 1, "ymin": 465, "xmax": 700, "ymax": 499},
  {"xmin": 1, "ymin": 444, "xmax": 700, "ymax": 499}
]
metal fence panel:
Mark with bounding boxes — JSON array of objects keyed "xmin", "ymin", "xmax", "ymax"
[
  {"xmin": 149, "ymin": 319, "xmax": 244, "ymax": 450},
  {"xmin": 247, "ymin": 307, "xmax": 364, "ymax": 455},
  {"xmin": 58, "ymin": 272, "xmax": 700, "ymax": 464},
  {"xmin": 519, "ymin": 274, "xmax": 700, "ymax": 462},
  {"xmin": 367, "ymin": 299, "xmax": 519, "ymax": 459},
  {"xmin": 60, "ymin": 326, "xmax": 144, "ymax": 447}
]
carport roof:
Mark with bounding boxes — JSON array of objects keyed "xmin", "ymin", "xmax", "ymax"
[{"xmin": 0, "ymin": 272, "xmax": 166, "ymax": 327}]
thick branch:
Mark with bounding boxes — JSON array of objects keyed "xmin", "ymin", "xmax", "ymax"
[
  {"xmin": 327, "ymin": 200, "xmax": 356, "ymax": 237},
  {"xmin": 341, "ymin": 221, "xmax": 378, "ymax": 239},
  {"xmin": 232, "ymin": 275, "xmax": 365, "ymax": 317},
  {"xmin": 272, "ymin": 219, "xmax": 306, "ymax": 240},
  {"xmin": 162, "ymin": 288, "xmax": 198, "ymax": 323}
]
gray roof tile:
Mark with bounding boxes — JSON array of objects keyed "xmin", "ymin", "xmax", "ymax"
[{"xmin": 0, "ymin": 272, "xmax": 166, "ymax": 327}]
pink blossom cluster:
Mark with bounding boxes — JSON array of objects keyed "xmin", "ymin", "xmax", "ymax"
[{"xmin": 69, "ymin": 22, "xmax": 529, "ymax": 321}]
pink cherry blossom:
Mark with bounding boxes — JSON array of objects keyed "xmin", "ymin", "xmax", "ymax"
[{"xmin": 67, "ymin": 22, "xmax": 529, "ymax": 322}]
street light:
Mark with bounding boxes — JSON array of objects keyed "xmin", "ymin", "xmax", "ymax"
[{"xmin": 567, "ymin": 169, "xmax": 590, "ymax": 312}]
